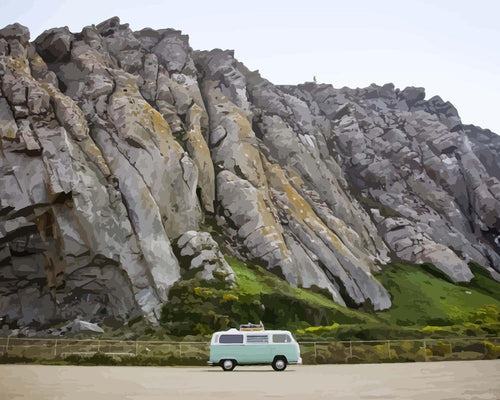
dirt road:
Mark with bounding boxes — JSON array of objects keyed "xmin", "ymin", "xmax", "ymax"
[{"xmin": 1, "ymin": 360, "xmax": 499, "ymax": 400}]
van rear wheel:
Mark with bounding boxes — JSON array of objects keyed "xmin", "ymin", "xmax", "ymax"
[
  {"xmin": 272, "ymin": 356, "xmax": 287, "ymax": 371},
  {"xmin": 221, "ymin": 359, "xmax": 236, "ymax": 371}
]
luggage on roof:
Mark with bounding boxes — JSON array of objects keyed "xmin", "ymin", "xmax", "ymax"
[{"xmin": 239, "ymin": 321, "xmax": 264, "ymax": 331}]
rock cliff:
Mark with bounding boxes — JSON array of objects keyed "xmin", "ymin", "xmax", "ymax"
[{"xmin": 0, "ymin": 18, "xmax": 499, "ymax": 330}]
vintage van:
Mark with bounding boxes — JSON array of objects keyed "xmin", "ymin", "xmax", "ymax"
[{"xmin": 207, "ymin": 328, "xmax": 302, "ymax": 371}]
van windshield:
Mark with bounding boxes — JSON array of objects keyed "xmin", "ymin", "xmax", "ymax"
[
  {"xmin": 219, "ymin": 334, "xmax": 244, "ymax": 344},
  {"xmin": 272, "ymin": 334, "xmax": 292, "ymax": 343}
]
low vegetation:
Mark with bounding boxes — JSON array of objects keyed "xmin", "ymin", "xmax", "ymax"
[
  {"xmin": 160, "ymin": 255, "xmax": 376, "ymax": 338},
  {"xmin": 160, "ymin": 255, "xmax": 500, "ymax": 341}
]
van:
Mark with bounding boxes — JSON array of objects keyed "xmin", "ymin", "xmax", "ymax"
[{"xmin": 207, "ymin": 328, "xmax": 302, "ymax": 371}]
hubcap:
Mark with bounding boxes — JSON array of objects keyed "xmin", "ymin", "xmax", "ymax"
[
  {"xmin": 223, "ymin": 360, "xmax": 233, "ymax": 369},
  {"xmin": 276, "ymin": 360, "xmax": 285, "ymax": 369}
]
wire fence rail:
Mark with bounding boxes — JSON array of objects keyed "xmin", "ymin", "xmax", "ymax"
[{"xmin": 0, "ymin": 336, "xmax": 499, "ymax": 364}]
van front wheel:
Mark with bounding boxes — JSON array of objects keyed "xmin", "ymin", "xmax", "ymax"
[
  {"xmin": 221, "ymin": 359, "xmax": 236, "ymax": 371},
  {"xmin": 272, "ymin": 356, "xmax": 287, "ymax": 371}
]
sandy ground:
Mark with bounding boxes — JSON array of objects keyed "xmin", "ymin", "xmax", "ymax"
[{"xmin": 1, "ymin": 360, "xmax": 499, "ymax": 400}]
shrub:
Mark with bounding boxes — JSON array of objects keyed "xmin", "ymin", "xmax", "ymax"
[
  {"xmin": 428, "ymin": 341, "xmax": 452, "ymax": 357},
  {"xmin": 470, "ymin": 305, "xmax": 500, "ymax": 325},
  {"xmin": 0, "ymin": 354, "xmax": 34, "ymax": 364},
  {"xmin": 483, "ymin": 341, "xmax": 500, "ymax": 359}
]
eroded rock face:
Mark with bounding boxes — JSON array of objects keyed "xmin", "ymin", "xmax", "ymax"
[
  {"xmin": 0, "ymin": 20, "xmax": 204, "ymax": 328},
  {"xmin": 176, "ymin": 231, "xmax": 235, "ymax": 285},
  {"xmin": 279, "ymin": 82, "xmax": 500, "ymax": 280},
  {"xmin": 1, "ymin": 18, "xmax": 499, "ymax": 329},
  {"xmin": 196, "ymin": 50, "xmax": 391, "ymax": 310}
]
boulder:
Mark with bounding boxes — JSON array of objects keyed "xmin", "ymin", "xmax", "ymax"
[
  {"xmin": 34, "ymin": 27, "xmax": 73, "ymax": 62},
  {"xmin": 0, "ymin": 23, "xmax": 30, "ymax": 45},
  {"xmin": 176, "ymin": 231, "xmax": 235, "ymax": 284},
  {"xmin": 152, "ymin": 30, "xmax": 189, "ymax": 73},
  {"xmin": 60, "ymin": 319, "xmax": 105, "ymax": 335},
  {"xmin": 400, "ymin": 86, "xmax": 426, "ymax": 107}
]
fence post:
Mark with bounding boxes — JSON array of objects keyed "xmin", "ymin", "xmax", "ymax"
[
  {"xmin": 423, "ymin": 340, "xmax": 427, "ymax": 362},
  {"xmin": 314, "ymin": 342, "xmax": 317, "ymax": 363},
  {"xmin": 387, "ymin": 340, "xmax": 391, "ymax": 359},
  {"xmin": 179, "ymin": 343, "xmax": 182, "ymax": 358},
  {"xmin": 349, "ymin": 341, "xmax": 353, "ymax": 360},
  {"xmin": 135, "ymin": 341, "xmax": 138, "ymax": 356},
  {"xmin": 97, "ymin": 340, "xmax": 100, "ymax": 353},
  {"xmin": 54, "ymin": 339, "xmax": 58, "ymax": 357},
  {"xmin": 5, "ymin": 336, "xmax": 9, "ymax": 355}
]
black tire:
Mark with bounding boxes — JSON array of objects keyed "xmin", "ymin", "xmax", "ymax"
[
  {"xmin": 221, "ymin": 359, "xmax": 236, "ymax": 371},
  {"xmin": 272, "ymin": 356, "xmax": 287, "ymax": 371}
]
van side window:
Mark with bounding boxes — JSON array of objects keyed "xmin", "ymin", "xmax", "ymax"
[
  {"xmin": 219, "ymin": 334, "xmax": 244, "ymax": 344},
  {"xmin": 246, "ymin": 335, "xmax": 268, "ymax": 343},
  {"xmin": 272, "ymin": 334, "xmax": 292, "ymax": 343}
]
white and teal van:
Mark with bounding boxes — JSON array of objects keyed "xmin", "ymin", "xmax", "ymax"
[{"xmin": 207, "ymin": 328, "xmax": 302, "ymax": 371}]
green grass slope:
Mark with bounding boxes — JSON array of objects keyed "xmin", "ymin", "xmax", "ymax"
[
  {"xmin": 160, "ymin": 256, "xmax": 376, "ymax": 337},
  {"xmin": 376, "ymin": 263, "xmax": 500, "ymax": 326},
  {"xmin": 159, "ymin": 255, "xmax": 500, "ymax": 341}
]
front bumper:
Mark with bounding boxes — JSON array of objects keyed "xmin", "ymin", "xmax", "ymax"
[{"xmin": 207, "ymin": 361, "xmax": 215, "ymax": 366}]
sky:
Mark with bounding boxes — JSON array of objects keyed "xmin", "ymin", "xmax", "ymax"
[{"xmin": 1, "ymin": 0, "xmax": 499, "ymax": 133}]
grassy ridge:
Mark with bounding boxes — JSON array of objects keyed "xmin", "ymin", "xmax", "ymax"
[
  {"xmin": 160, "ymin": 255, "xmax": 500, "ymax": 340},
  {"xmin": 228, "ymin": 256, "xmax": 376, "ymax": 324},
  {"xmin": 160, "ymin": 256, "xmax": 374, "ymax": 337},
  {"xmin": 376, "ymin": 263, "xmax": 500, "ymax": 326}
]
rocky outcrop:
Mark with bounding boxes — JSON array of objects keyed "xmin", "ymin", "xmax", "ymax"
[
  {"xmin": 196, "ymin": 51, "xmax": 391, "ymax": 310},
  {"xmin": 464, "ymin": 124, "xmax": 500, "ymax": 181},
  {"xmin": 57, "ymin": 319, "xmax": 104, "ymax": 335},
  {"xmin": 1, "ymin": 18, "xmax": 499, "ymax": 330},
  {"xmin": 0, "ymin": 20, "xmax": 203, "ymax": 328},
  {"xmin": 279, "ymin": 82, "xmax": 500, "ymax": 279},
  {"xmin": 175, "ymin": 230, "xmax": 235, "ymax": 284}
]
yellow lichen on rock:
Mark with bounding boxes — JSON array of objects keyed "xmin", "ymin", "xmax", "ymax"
[
  {"xmin": 27, "ymin": 52, "xmax": 46, "ymax": 68},
  {"xmin": 205, "ymin": 83, "xmax": 269, "ymax": 192},
  {"xmin": 3, "ymin": 56, "xmax": 110, "ymax": 177},
  {"xmin": 253, "ymin": 181, "xmax": 292, "ymax": 261},
  {"xmin": 185, "ymin": 104, "xmax": 215, "ymax": 212},
  {"xmin": 285, "ymin": 166, "xmax": 306, "ymax": 187},
  {"xmin": 2, "ymin": 124, "xmax": 17, "ymax": 140},
  {"xmin": 40, "ymin": 82, "xmax": 110, "ymax": 176},
  {"xmin": 6, "ymin": 56, "xmax": 31, "ymax": 75},
  {"xmin": 109, "ymin": 73, "xmax": 185, "ymax": 161},
  {"xmin": 263, "ymin": 158, "xmax": 346, "ymax": 256},
  {"xmin": 40, "ymin": 82, "xmax": 88, "ymax": 140}
]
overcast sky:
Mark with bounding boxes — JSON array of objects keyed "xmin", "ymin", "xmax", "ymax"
[{"xmin": 1, "ymin": 0, "xmax": 499, "ymax": 133}]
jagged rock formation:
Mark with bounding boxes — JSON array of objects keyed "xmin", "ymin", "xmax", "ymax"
[
  {"xmin": 0, "ymin": 18, "xmax": 499, "ymax": 329},
  {"xmin": 175, "ymin": 230, "xmax": 235, "ymax": 284}
]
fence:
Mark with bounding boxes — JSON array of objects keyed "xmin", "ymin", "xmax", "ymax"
[
  {"xmin": 1, "ymin": 337, "xmax": 499, "ymax": 364},
  {"xmin": 298, "ymin": 337, "xmax": 500, "ymax": 364}
]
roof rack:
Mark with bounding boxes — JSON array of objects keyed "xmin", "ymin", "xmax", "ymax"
[{"xmin": 239, "ymin": 321, "xmax": 264, "ymax": 331}]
